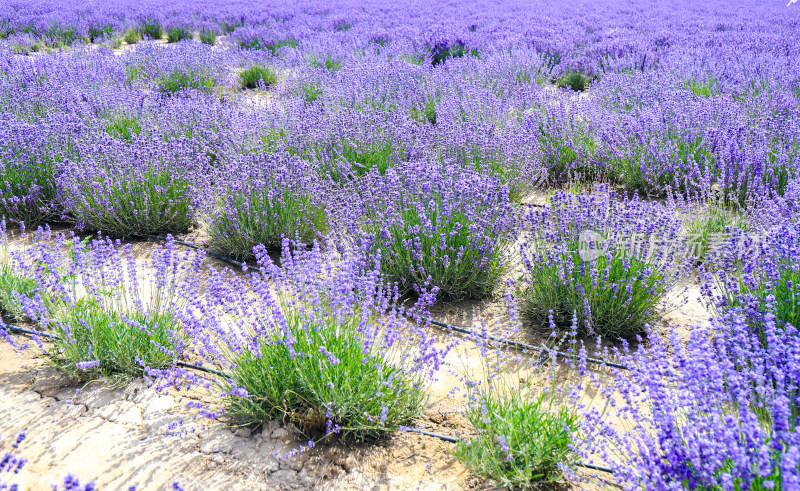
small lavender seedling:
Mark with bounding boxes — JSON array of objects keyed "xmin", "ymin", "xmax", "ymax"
[
  {"xmin": 685, "ymin": 202, "xmax": 749, "ymax": 263},
  {"xmin": 556, "ymin": 71, "xmax": 590, "ymax": 91}
]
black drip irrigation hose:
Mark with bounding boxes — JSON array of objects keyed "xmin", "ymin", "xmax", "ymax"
[
  {"xmin": 3, "ymin": 322, "xmax": 614, "ymax": 476},
  {"xmin": 141, "ymin": 235, "xmax": 629, "ymax": 372},
  {"xmin": 1, "ymin": 323, "xmax": 58, "ymax": 339},
  {"xmin": 175, "ymin": 361, "xmax": 231, "ymax": 379},
  {"xmin": 394, "ymin": 306, "xmax": 628, "ymax": 371}
]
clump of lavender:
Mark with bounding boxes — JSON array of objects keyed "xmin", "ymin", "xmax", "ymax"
[
  {"xmin": 207, "ymin": 154, "xmax": 328, "ymax": 260},
  {"xmin": 704, "ymin": 218, "xmax": 800, "ymax": 335},
  {"xmin": 684, "ymin": 200, "xmax": 750, "ymax": 264},
  {"xmin": 359, "ymin": 165, "xmax": 515, "ymax": 300},
  {"xmin": 238, "ymin": 65, "xmax": 278, "ymax": 90},
  {"xmin": 157, "ymin": 70, "xmax": 214, "ymax": 95},
  {"xmin": 583, "ymin": 307, "xmax": 800, "ymax": 489},
  {"xmin": 166, "ymin": 25, "xmax": 193, "ymax": 44},
  {"xmin": 0, "ymin": 117, "xmax": 78, "ymax": 226},
  {"xmin": 65, "ymin": 156, "xmax": 196, "ymax": 238},
  {"xmin": 181, "ymin": 241, "xmax": 445, "ymax": 441},
  {"xmin": 0, "ymin": 231, "xmax": 41, "ymax": 321},
  {"xmin": 454, "ymin": 306, "xmax": 588, "ymax": 488},
  {"xmin": 520, "ymin": 187, "xmax": 689, "ymax": 337},
  {"xmin": 18, "ymin": 234, "xmax": 199, "ymax": 381}
]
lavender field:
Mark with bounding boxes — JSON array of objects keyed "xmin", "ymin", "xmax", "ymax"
[{"xmin": 0, "ymin": 0, "xmax": 799, "ymax": 489}]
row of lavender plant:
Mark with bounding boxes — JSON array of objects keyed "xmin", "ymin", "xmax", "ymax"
[{"xmin": 0, "ymin": 184, "xmax": 797, "ymax": 487}]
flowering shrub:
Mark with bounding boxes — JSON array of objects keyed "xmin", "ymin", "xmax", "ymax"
[
  {"xmin": 181, "ymin": 243, "xmax": 443, "ymax": 440},
  {"xmin": 705, "ymin": 219, "xmax": 800, "ymax": 335},
  {"xmin": 456, "ymin": 384, "xmax": 579, "ymax": 487},
  {"xmin": 0, "ymin": 257, "xmax": 39, "ymax": 321},
  {"xmin": 66, "ymin": 159, "xmax": 196, "ymax": 238},
  {"xmin": 207, "ymin": 155, "xmax": 328, "ymax": 260},
  {"xmin": 359, "ymin": 166, "xmax": 515, "ymax": 300},
  {"xmin": 238, "ymin": 65, "xmax": 278, "ymax": 90},
  {"xmin": 141, "ymin": 20, "xmax": 162, "ymax": 40},
  {"xmin": 583, "ymin": 307, "xmax": 800, "ymax": 489},
  {"xmin": 520, "ymin": 188, "xmax": 689, "ymax": 337},
  {"xmin": 14, "ymin": 234, "xmax": 199, "ymax": 381},
  {"xmin": 54, "ymin": 301, "xmax": 183, "ymax": 381},
  {"xmin": 157, "ymin": 70, "xmax": 214, "ymax": 94},
  {"xmin": 166, "ymin": 26, "xmax": 192, "ymax": 43},
  {"xmin": 0, "ymin": 117, "xmax": 79, "ymax": 226}
]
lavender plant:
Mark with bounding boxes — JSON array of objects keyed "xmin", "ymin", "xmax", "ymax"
[
  {"xmin": 30, "ymin": 235, "xmax": 198, "ymax": 381},
  {"xmin": 140, "ymin": 20, "xmax": 162, "ymax": 40},
  {"xmin": 207, "ymin": 155, "xmax": 328, "ymax": 260},
  {"xmin": 520, "ymin": 188, "xmax": 689, "ymax": 337},
  {"xmin": 456, "ymin": 379, "xmax": 579, "ymax": 488},
  {"xmin": 67, "ymin": 164, "xmax": 194, "ymax": 238},
  {"xmin": 198, "ymin": 28, "xmax": 217, "ymax": 45},
  {"xmin": 238, "ymin": 65, "xmax": 277, "ymax": 90},
  {"xmin": 166, "ymin": 26, "xmax": 192, "ymax": 43},
  {"xmin": 583, "ymin": 307, "xmax": 800, "ymax": 489},
  {"xmin": 704, "ymin": 218, "xmax": 800, "ymax": 335},
  {"xmin": 123, "ymin": 28, "xmax": 140, "ymax": 44},
  {"xmin": 0, "ymin": 239, "xmax": 40, "ymax": 321},
  {"xmin": 157, "ymin": 69, "xmax": 214, "ymax": 94},
  {"xmin": 359, "ymin": 166, "xmax": 515, "ymax": 300},
  {"xmin": 182, "ymin": 243, "xmax": 443, "ymax": 441}
]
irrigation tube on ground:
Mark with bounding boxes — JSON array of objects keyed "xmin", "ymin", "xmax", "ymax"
[
  {"xmin": 3, "ymin": 322, "xmax": 614, "ymax": 476},
  {"xmin": 141, "ymin": 234, "xmax": 629, "ymax": 371}
]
